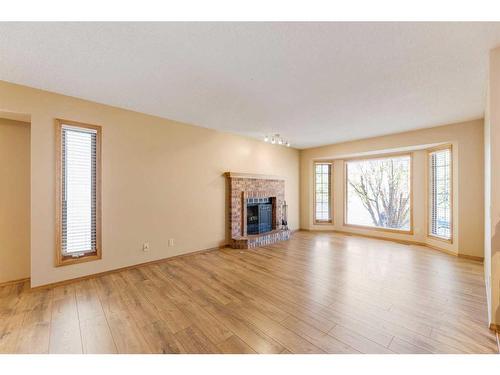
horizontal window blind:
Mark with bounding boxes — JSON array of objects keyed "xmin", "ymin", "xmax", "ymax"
[
  {"xmin": 314, "ymin": 163, "xmax": 332, "ymax": 222},
  {"xmin": 429, "ymin": 148, "xmax": 452, "ymax": 240},
  {"xmin": 61, "ymin": 125, "xmax": 97, "ymax": 255}
]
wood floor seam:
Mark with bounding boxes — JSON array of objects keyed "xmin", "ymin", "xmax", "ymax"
[{"xmin": 88, "ymin": 279, "xmax": 119, "ymax": 354}]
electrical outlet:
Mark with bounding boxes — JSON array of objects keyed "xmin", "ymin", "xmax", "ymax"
[
  {"xmin": 168, "ymin": 239, "xmax": 175, "ymax": 247},
  {"xmin": 143, "ymin": 242, "xmax": 150, "ymax": 252}
]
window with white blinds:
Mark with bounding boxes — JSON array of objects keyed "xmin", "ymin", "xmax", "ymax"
[
  {"xmin": 57, "ymin": 121, "xmax": 101, "ymax": 264},
  {"xmin": 429, "ymin": 147, "xmax": 452, "ymax": 240},
  {"xmin": 314, "ymin": 162, "xmax": 332, "ymax": 223}
]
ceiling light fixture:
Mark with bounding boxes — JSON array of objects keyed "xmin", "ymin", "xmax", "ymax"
[{"xmin": 264, "ymin": 134, "xmax": 290, "ymax": 147}]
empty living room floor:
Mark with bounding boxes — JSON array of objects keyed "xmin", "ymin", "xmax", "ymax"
[{"xmin": 0, "ymin": 231, "xmax": 498, "ymax": 354}]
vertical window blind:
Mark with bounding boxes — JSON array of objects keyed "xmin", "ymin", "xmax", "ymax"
[
  {"xmin": 314, "ymin": 163, "xmax": 332, "ymax": 222},
  {"xmin": 429, "ymin": 148, "xmax": 452, "ymax": 240},
  {"xmin": 61, "ymin": 125, "xmax": 97, "ymax": 255}
]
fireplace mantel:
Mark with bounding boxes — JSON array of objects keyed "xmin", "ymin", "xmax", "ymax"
[{"xmin": 224, "ymin": 172, "xmax": 284, "ymax": 181}]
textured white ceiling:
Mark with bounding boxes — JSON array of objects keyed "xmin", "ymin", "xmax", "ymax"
[{"xmin": 1, "ymin": 22, "xmax": 499, "ymax": 148}]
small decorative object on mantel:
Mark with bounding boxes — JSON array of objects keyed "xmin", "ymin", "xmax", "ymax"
[{"xmin": 281, "ymin": 200, "xmax": 288, "ymax": 230}]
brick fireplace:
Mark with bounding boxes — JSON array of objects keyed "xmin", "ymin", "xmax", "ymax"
[{"xmin": 225, "ymin": 172, "xmax": 291, "ymax": 249}]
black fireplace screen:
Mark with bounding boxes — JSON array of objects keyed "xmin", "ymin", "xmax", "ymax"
[{"xmin": 247, "ymin": 198, "xmax": 272, "ymax": 235}]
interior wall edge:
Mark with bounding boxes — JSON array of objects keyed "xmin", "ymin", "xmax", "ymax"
[{"xmin": 0, "ymin": 117, "xmax": 31, "ymax": 284}]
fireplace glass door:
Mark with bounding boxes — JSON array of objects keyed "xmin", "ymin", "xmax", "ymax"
[{"xmin": 246, "ymin": 198, "xmax": 273, "ymax": 235}]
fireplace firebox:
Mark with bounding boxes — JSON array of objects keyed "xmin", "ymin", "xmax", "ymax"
[{"xmin": 247, "ymin": 198, "xmax": 272, "ymax": 235}]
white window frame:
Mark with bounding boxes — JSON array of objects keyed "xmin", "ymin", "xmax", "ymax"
[
  {"xmin": 313, "ymin": 161, "xmax": 333, "ymax": 224},
  {"xmin": 427, "ymin": 145, "xmax": 453, "ymax": 243},
  {"xmin": 344, "ymin": 153, "xmax": 413, "ymax": 234}
]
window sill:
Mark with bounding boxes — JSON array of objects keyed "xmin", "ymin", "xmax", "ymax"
[
  {"xmin": 427, "ymin": 234, "xmax": 453, "ymax": 244},
  {"xmin": 313, "ymin": 220, "xmax": 333, "ymax": 225},
  {"xmin": 56, "ymin": 251, "xmax": 101, "ymax": 267},
  {"xmin": 343, "ymin": 223, "xmax": 413, "ymax": 235}
]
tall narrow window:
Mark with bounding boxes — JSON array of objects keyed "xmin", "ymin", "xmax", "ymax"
[
  {"xmin": 56, "ymin": 120, "xmax": 101, "ymax": 266},
  {"xmin": 314, "ymin": 162, "xmax": 332, "ymax": 223},
  {"xmin": 429, "ymin": 147, "xmax": 452, "ymax": 241},
  {"xmin": 345, "ymin": 155, "xmax": 412, "ymax": 232}
]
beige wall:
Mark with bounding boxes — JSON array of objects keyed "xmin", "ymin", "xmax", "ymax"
[
  {"xmin": 0, "ymin": 80, "xmax": 299, "ymax": 287},
  {"xmin": 485, "ymin": 46, "xmax": 500, "ymax": 327},
  {"xmin": 0, "ymin": 118, "xmax": 30, "ymax": 283},
  {"xmin": 300, "ymin": 120, "xmax": 484, "ymax": 258}
]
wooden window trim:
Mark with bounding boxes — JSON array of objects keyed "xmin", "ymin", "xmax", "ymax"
[
  {"xmin": 343, "ymin": 152, "xmax": 414, "ymax": 235},
  {"xmin": 426, "ymin": 144, "xmax": 453, "ymax": 244},
  {"xmin": 55, "ymin": 119, "xmax": 102, "ymax": 267},
  {"xmin": 313, "ymin": 161, "xmax": 333, "ymax": 225}
]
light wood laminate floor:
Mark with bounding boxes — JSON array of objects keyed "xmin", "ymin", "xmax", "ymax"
[{"xmin": 0, "ymin": 231, "xmax": 498, "ymax": 354}]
